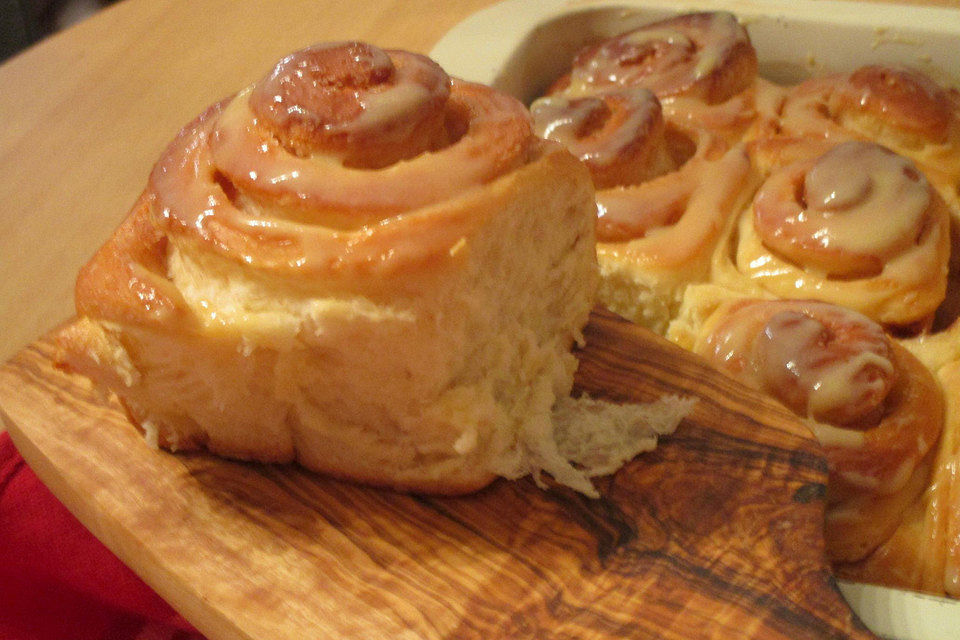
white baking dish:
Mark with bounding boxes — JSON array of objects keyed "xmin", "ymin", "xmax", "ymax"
[
  {"xmin": 432, "ymin": 0, "xmax": 960, "ymax": 98},
  {"xmin": 431, "ymin": 2, "xmax": 960, "ymax": 639}
]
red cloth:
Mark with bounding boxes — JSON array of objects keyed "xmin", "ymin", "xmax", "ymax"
[{"xmin": 0, "ymin": 431, "xmax": 205, "ymax": 640}]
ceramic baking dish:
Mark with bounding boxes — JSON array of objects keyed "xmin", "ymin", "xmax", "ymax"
[{"xmin": 431, "ymin": 2, "xmax": 960, "ymax": 639}]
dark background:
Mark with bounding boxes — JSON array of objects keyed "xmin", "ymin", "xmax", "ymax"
[{"xmin": 1, "ymin": 0, "xmax": 114, "ymax": 61}]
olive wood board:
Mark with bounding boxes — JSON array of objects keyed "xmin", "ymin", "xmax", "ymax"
[{"xmin": 0, "ymin": 307, "xmax": 878, "ymax": 640}]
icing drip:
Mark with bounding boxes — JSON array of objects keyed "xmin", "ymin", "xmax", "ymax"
[
  {"xmin": 753, "ymin": 140, "xmax": 931, "ymax": 278},
  {"xmin": 752, "ymin": 307, "xmax": 895, "ymax": 427},
  {"xmin": 530, "ymin": 88, "xmax": 667, "ymax": 189},
  {"xmin": 565, "ymin": 11, "xmax": 756, "ymax": 104}
]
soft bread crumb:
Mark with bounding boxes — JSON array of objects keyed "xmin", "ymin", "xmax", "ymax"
[
  {"xmin": 546, "ymin": 393, "xmax": 696, "ymax": 498},
  {"xmin": 58, "ymin": 143, "xmax": 600, "ymax": 494}
]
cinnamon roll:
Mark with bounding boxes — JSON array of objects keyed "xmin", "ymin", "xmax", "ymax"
[
  {"xmin": 689, "ymin": 298, "xmax": 944, "ymax": 564},
  {"xmin": 714, "ymin": 140, "xmax": 951, "ymax": 329},
  {"xmin": 560, "ymin": 11, "xmax": 757, "ymax": 104},
  {"xmin": 530, "ymin": 87, "xmax": 676, "ymax": 189},
  {"xmin": 776, "ymin": 65, "xmax": 960, "ymax": 209},
  {"xmin": 57, "ymin": 42, "xmax": 599, "ymax": 494},
  {"xmin": 530, "ymin": 12, "xmax": 773, "ymax": 332},
  {"xmin": 551, "ymin": 11, "xmax": 769, "ymax": 146},
  {"xmin": 836, "ymin": 358, "xmax": 960, "ymax": 596},
  {"xmin": 594, "ymin": 141, "xmax": 755, "ymax": 333}
]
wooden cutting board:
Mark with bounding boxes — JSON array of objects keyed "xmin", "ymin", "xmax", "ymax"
[{"xmin": 0, "ymin": 307, "xmax": 878, "ymax": 640}]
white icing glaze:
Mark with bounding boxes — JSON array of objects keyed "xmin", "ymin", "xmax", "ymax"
[
  {"xmin": 353, "ymin": 82, "xmax": 435, "ymax": 133},
  {"xmin": 754, "ymin": 307, "xmax": 894, "ymax": 425},
  {"xmin": 151, "ymin": 44, "xmax": 536, "ymax": 278},
  {"xmin": 530, "ymin": 88, "xmax": 660, "ymax": 168},
  {"xmin": 698, "ymin": 300, "xmax": 897, "ymax": 430},
  {"xmin": 807, "ymin": 421, "xmax": 867, "ymax": 450},
  {"xmin": 800, "ymin": 141, "xmax": 930, "ymax": 258},
  {"xmin": 806, "ymin": 349, "xmax": 894, "ymax": 422},
  {"xmin": 595, "ymin": 141, "xmax": 749, "ymax": 250},
  {"xmin": 564, "ymin": 11, "xmax": 753, "ymax": 103}
]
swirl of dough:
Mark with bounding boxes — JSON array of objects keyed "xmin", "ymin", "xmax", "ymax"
[
  {"xmin": 780, "ymin": 65, "xmax": 958, "ymax": 148},
  {"xmin": 594, "ymin": 128, "xmax": 731, "ymax": 242},
  {"xmin": 728, "ymin": 140, "xmax": 951, "ymax": 327},
  {"xmin": 693, "ymin": 297, "xmax": 944, "ymax": 561},
  {"xmin": 696, "ymin": 300, "xmax": 895, "ymax": 426},
  {"xmin": 776, "ymin": 65, "xmax": 960, "ymax": 199},
  {"xmin": 836, "ymin": 357, "xmax": 960, "ymax": 595},
  {"xmin": 247, "ymin": 41, "xmax": 452, "ymax": 168},
  {"xmin": 751, "ymin": 307, "xmax": 892, "ymax": 428},
  {"xmin": 754, "ymin": 141, "xmax": 931, "ymax": 278},
  {"xmin": 530, "ymin": 87, "xmax": 675, "ymax": 189},
  {"xmin": 660, "ymin": 76, "xmax": 784, "ymax": 147},
  {"xmin": 150, "ymin": 42, "xmax": 536, "ymax": 278},
  {"xmin": 591, "ymin": 140, "xmax": 755, "ymax": 335},
  {"xmin": 563, "ymin": 11, "xmax": 757, "ymax": 105}
]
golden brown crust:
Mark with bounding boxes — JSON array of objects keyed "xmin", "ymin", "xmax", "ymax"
[
  {"xmin": 60, "ymin": 42, "xmax": 599, "ymax": 496},
  {"xmin": 713, "ymin": 141, "xmax": 952, "ymax": 329},
  {"xmin": 690, "ymin": 298, "xmax": 944, "ymax": 563},
  {"xmin": 779, "ymin": 65, "xmax": 960, "ymax": 151},
  {"xmin": 566, "ymin": 11, "xmax": 758, "ymax": 104},
  {"xmin": 536, "ymin": 10, "xmax": 960, "ymax": 597},
  {"xmin": 74, "ymin": 191, "xmax": 189, "ymax": 328}
]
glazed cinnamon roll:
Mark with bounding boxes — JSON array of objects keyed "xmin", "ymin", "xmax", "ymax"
[
  {"xmin": 553, "ymin": 11, "xmax": 767, "ymax": 145},
  {"xmin": 776, "ymin": 65, "xmax": 960, "ymax": 208},
  {"xmin": 530, "ymin": 87, "xmax": 676, "ymax": 189},
  {"xmin": 714, "ymin": 140, "xmax": 951, "ymax": 329},
  {"xmin": 772, "ymin": 66, "xmax": 960, "ymax": 332},
  {"xmin": 530, "ymin": 88, "xmax": 755, "ymax": 333},
  {"xmin": 58, "ymin": 42, "xmax": 600, "ymax": 494},
  {"xmin": 689, "ymin": 297, "xmax": 944, "ymax": 563},
  {"xmin": 593, "ymin": 140, "xmax": 755, "ymax": 333},
  {"xmin": 530, "ymin": 12, "xmax": 773, "ymax": 332},
  {"xmin": 532, "ymin": 14, "xmax": 762, "ymax": 333},
  {"xmin": 560, "ymin": 11, "xmax": 757, "ymax": 104},
  {"xmin": 837, "ymin": 358, "xmax": 960, "ymax": 596}
]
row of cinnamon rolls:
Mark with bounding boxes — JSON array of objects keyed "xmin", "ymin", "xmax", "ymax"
[{"xmin": 529, "ymin": 10, "xmax": 960, "ymax": 597}]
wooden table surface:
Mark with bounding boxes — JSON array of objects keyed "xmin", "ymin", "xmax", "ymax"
[{"xmin": 0, "ymin": 0, "xmax": 955, "ymax": 379}]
